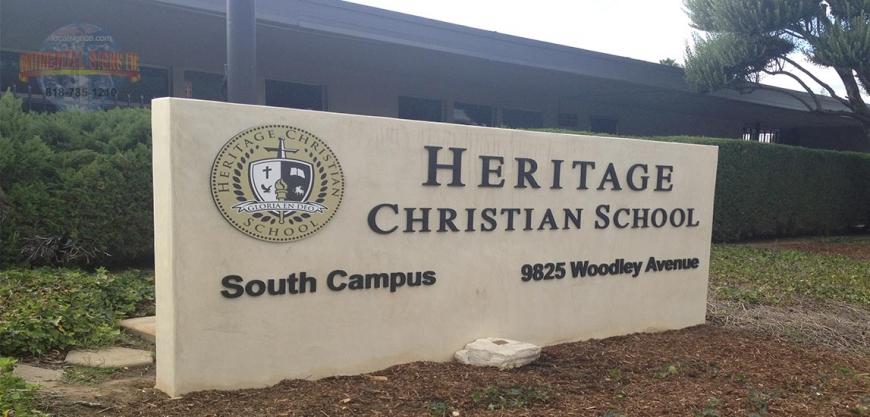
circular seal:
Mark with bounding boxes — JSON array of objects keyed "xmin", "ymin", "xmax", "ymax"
[
  {"xmin": 35, "ymin": 23, "xmax": 130, "ymax": 111},
  {"xmin": 210, "ymin": 125, "xmax": 344, "ymax": 242}
]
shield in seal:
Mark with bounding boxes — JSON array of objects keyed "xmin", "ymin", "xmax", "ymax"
[
  {"xmin": 249, "ymin": 158, "xmax": 313, "ymax": 203},
  {"xmin": 211, "ymin": 125, "xmax": 344, "ymax": 242}
]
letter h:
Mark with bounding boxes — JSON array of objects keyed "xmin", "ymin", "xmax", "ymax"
[{"xmin": 422, "ymin": 146, "xmax": 466, "ymax": 187}]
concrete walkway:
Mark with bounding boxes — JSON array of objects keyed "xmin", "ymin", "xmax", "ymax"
[{"xmin": 120, "ymin": 316, "xmax": 156, "ymax": 343}]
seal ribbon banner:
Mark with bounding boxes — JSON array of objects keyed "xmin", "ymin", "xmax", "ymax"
[{"xmin": 233, "ymin": 201, "xmax": 327, "ymax": 214}]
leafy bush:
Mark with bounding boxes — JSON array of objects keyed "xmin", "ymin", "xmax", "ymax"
[
  {"xmin": 0, "ymin": 92, "xmax": 151, "ymax": 267},
  {"xmin": 0, "ymin": 357, "xmax": 46, "ymax": 417},
  {"xmin": 1, "ymin": 93, "xmax": 869, "ymax": 268},
  {"xmin": 0, "ymin": 268, "xmax": 154, "ymax": 356}
]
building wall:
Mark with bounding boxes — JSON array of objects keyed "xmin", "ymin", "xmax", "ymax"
[{"xmin": 1, "ymin": 0, "xmax": 866, "ymax": 151}]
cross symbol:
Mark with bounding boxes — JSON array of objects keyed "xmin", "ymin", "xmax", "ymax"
[{"xmin": 262, "ymin": 166, "xmax": 272, "ymax": 179}]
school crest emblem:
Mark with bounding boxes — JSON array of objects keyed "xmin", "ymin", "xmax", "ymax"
[{"xmin": 210, "ymin": 125, "xmax": 344, "ymax": 242}]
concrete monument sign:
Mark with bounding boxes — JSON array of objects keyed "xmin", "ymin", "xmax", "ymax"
[{"xmin": 152, "ymin": 98, "xmax": 718, "ymax": 396}]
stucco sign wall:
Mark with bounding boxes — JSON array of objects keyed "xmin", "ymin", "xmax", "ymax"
[{"xmin": 152, "ymin": 98, "xmax": 718, "ymax": 397}]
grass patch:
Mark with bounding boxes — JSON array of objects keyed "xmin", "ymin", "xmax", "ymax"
[
  {"xmin": 695, "ymin": 398, "xmax": 722, "ymax": 417},
  {"xmin": 426, "ymin": 400, "xmax": 450, "ymax": 417},
  {"xmin": 654, "ymin": 364, "xmax": 680, "ymax": 379},
  {"xmin": 746, "ymin": 389, "xmax": 777, "ymax": 416},
  {"xmin": 0, "ymin": 268, "xmax": 154, "ymax": 356},
  {"xmin": 710, "ymin": 245, "xmax": 870, "ymax": 306},
  {"xmin": 607, "ymin": 367, "xmax": 623, "ymax": 382},
  {"xmin": 0, "ymin": 357, "xmax": 47, "ymax": 417},
  {"xmin": 849, "ymin": 395, "xmax": 869, "ymax": 415},
  {"xmin": 812, "ymin": 235, "xmax": 870, "ymax": 244},
  {"xmin": 470, "ymin": 385, "xmax": 549, "ymax": 410},
  {"xmin": 62, "ymin": 366, "xmax": 119, "ymax": 385}
]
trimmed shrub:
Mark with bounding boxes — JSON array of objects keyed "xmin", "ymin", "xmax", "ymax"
[
  {"xmin": 0, "ymin": 92, "xmax": 152, "ymax": 266},
  {"xmin": 0, "ymin": 268, "xmax": 154, "ymax": 356},
  {"xmin": 540, "ymin": 130, "xmax": 870, "ymax": 242},
  {"xmin": 658, "ymin": 136, "xmax": 870, "ymax": 241},
  {"xmin": 1, "ymin": 93, "xmax": 869, "ymax": 267}
]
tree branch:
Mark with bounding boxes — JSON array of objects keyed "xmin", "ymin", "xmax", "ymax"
[
  {"xmin": 762, "ymin": 69, "xmax": 822, "ymax": 110},
  {"xmin": 744, "ymin": 82, "xmax": 816, "ymax": 112},
  {"xmin": 783, "ymin": 28, "xmax": 806, "ymax": 41},
  {"xmin": 780, "ymin": 56, "xmax": 853, "ymax": 107},
  {"xmin": 745, "ymin": 83, "xmax": 870, "ymax": 124},
  {"xmin": 798, "ymin": 20, "xmax": 817, "ymax": 41},
  {"xmin": 856, "ymin": 70, "xmax": 870, "ymax": 96},
  {"xmin": 835, "ymin": 67, "xmax": 870, "ymax": 116},
  {"xmin": 820, "ymin": 110, "xmax": 870, "ymax": 123}
]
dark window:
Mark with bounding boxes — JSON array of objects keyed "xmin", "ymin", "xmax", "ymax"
[
  {"xmin": 558, "ymin": 113, "xmax": 578, "ymax": 128},
  {"xmin": 0, "ymin": 50, "xmax": 55, "ymax": 111},
  {"xmin": 590, "ymin": 117, "xmax": 618, "ymax": 134},
  {"xmin": 453, "ymin": 102, "xmax": 492, "ymax": 126},
  {"xmin": 399, "ymin": 96, "xmax": 442, "ymax": 122},
  {"xmin": 116, "ymin": 65, "xmax": 170, "ymax": 105},
  {"xmin": 0, "ymin": 50, "xmax": 32, "ymax": 95},
  {"xmin": 501, "ymin": 108, "xmax": 543, "ymax": 129},
  {"xmin": 184, "ymin": 70, "xmax": 224, "ymax": 101},
  {"xmin": 265, "ymin": 79, "xmax": 324, "ymax": 110}
]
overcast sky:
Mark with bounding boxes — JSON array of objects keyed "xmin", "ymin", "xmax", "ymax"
[{"xmin": 347, "ymin": 0, "xmax": 866, "ymax": 101}]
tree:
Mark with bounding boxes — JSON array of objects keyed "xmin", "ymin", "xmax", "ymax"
[
  {"xmin": 683, "ymin": 0, "xmax": 870, "ymax": 136},
  {"xmin": 659, "ymin": 58, "xmax": 683, "ymax": 68}
]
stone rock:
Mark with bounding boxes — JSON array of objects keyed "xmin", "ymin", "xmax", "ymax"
[
  {"xmin": 12, "ymin": 364, "xmax": 63, "ymax": 388},
  {"xmin": 65, "ymin": 347, "xmax": 153, "ymax": 368},
  {"xmin": 120, "ymin": 316, "xmax": 156, "ymax": 343},
  {"xmin": 454, "ymin": 338, "xmax": 541, "ymax": 370}
]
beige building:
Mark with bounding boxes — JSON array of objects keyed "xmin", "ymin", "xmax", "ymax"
[{"xmin": 1, "ymin": 0, "xmax": 867, "ymax": 151}]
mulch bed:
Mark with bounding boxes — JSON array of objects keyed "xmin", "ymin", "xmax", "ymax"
[{"xmin": 69, "ymin": 325, "xmax": 868, "ymax": 417}]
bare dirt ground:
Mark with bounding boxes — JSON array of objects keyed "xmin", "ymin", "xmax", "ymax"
[
  {"xmin": 32, "ymin": 237, "xmax": 870, "ymax": 416},
  {"xmin": 36, "ymin": 369, "xmax": 154, "ymax": 417},
  {"xmin": 37, "ymin": 326, "xmax": 868, "ymax": 417}
]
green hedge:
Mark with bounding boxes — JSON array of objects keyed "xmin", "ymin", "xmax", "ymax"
[
  {"xmin": 539, "ymin": 130, "xmax": 870, "ymax": 242},
  {"xmin": 0, "ymin": 93, "xmax": 868, "ymax": 266},
  {"xmin": 658, "ymin": 136, "xmax": 870, "ymax": 241},
  {"xmin": 0, "ymin": 93, "xmax": 152, "ymax": 266}
]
